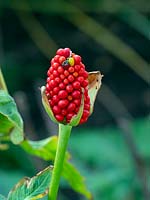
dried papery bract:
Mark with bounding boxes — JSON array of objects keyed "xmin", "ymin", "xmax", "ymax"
[{"xmin": 88, "ymin": 71, "xmax": 103, "ymax": 114}]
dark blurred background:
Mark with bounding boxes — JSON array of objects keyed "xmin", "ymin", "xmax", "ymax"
[{"xmin": 0, "ymin": 0, "xmax": 150, "ymax": 200}]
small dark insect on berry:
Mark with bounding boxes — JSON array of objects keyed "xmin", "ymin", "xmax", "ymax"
[{"xmin": 62, "ymin": 59, "xmax": 69, "ymax": 67}]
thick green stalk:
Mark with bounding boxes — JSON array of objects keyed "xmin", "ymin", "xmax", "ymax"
[{"xmin": 48, "ymin": 124, "xmax": 72, "ymax": 200}]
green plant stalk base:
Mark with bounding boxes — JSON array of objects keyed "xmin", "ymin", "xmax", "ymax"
[{"xmin": 48, "ymin": 124, "xmax": 72, "ymax": 200}]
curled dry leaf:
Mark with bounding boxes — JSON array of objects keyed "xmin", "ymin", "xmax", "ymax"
[{"xmin": 88, "ymin": 71, "xmax": 103, "ymax": 114}]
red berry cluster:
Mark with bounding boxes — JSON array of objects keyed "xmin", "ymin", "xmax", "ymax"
[{"xmin": 45, "ymin": 48, "xmax": 90, "ymax": 124}]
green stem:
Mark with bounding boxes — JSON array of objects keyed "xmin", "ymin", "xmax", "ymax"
[{"xmin": 48, "ymin": 124, "xmax": 72, "ymax": 200}]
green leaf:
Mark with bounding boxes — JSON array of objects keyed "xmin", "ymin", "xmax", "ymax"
[
  {"xmin": 21, "ymin": 136, "xmax": 57, "ymax": 161},
  {"xmin": 63, "ymin": 161, "xmax": 92, "ymax": 200},
  {"xmin": 7, "ymin": 166, "xmax": 52, "ymax": 200},
  {"xmin": 21, "ymin": 137, "xmax": 91, "ymax": 199},
  {"xmin": 0, "ymin": 143, "xmax": 9, "ymax": 150},
  {"xmin": 0, "ymin": 194, "xmax": 6, "ymax": 200},
  {"xmin": 0, "ymin": 90, "xmax": 24, "ymax": 144},
  {"xmin": 21, "ymin": 136, "xmax": 70, "ymax": 161},
  {"xmin": 88, "ymin": 71, "xmax": 103, "ymax": 115}
]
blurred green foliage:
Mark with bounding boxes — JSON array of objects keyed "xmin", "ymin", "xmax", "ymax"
[{"xmin": 0, "ymin": 117, "xmax": 150, "ymax": 199}]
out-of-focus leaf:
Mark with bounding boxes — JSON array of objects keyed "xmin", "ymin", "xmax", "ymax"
[
  {"xmin": 7, "ymin": 166, "xmax": 52, "ymax": 200},
  {"xmin": 0, "ymin": 169, "xmax": 27, "ymax": 196},
  {"xmin": 0, "ymin": 90, "xmax": 24, "ymax": 144},
  {"xmin": 0, "ymin": 143, "xmax": 9, "ymax": 150},
  {"xmin": 0, "ymin": 194, "xmax": 6, "ymax": 200},
  {"xmin": 63, "ymin": 161, "xmax": 92, "ymax": 200},
  {"xmin": 68, "ymin": 117, "xmax": 149, "ymax": 200},
  {"xmin": 88, "ymin": 71, "xmax": 103, "ymax": 114},
  {"xmin": 132, "ymin": 117, "xmax": 150, "ymax": 158},
  {"xmin": 64, "ymin": 3, "xmax": 150, "ymax": 84},
  {"xmin": 118, "ymin": 7, "xmax": 150, "ymax": 40},
  {"xmin": 21, "ymin": 136, "xmax": 57, "ymax": 161},
  {"xmin": 21, "ymin": 136, "xmax": 70, "ymax": 161}
]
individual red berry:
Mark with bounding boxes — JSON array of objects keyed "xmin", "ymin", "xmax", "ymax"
[
  {"xmin": 73, "ymin": 55, "xmax": 81, "ymax": 64},
  {"xmin": 74, "ymin": 65, "xmax": 81, "ymax": 72},
  {"xmin": 84, "ymin": 103, "xmax": 90, "ymax": 110},
  {"xmin": 58, "ymin": 99, "xmax": 69, "ymax": 108},
  {"xmin": 57, "ymin": 66, "xmax": 64, "ymax": 74},
  {"xmin": 82, "ymin": 80, "xmax": 88, "ymax": 87},
  {"xmin": 82, "ymin": 110, "xmax": 90, "ymax": 118},
  {"xmin": 79, "ymin": 68, "xmax": 85, "ymax": 76},
  {"xmin": 51, "ymin": 58, "xmax": 55, "ymax": 65},
  {"xmin": 68, "ymin": 66, "xmax": 74, "ymax": 73},
  {"xmin": 64, "ymin": 48, "xmax": 71, "ymax": 58},
  {"xmin": 79, "ymin": 69, "xmax": 88, "ymax": 79},
  {"xmin": 49, "ymin": 99, "xmax": 54, "ymax": 107},
  {"xmin": 72, "ymin": 90, "xmax": 81, "ymax": 99},
  {"xmin": 46, "ymin": 83, "xmax": 50, "ymax": 91},
  {"xmin": 63, "ymin": 78, "xmax": 69, "ymax": 85},
  {"xmin": 49, "ymin": 80, "xmax": 57, "ymax": 88},
  {"xmin": 85, "ymin": 96, "xmax": 90, "ymax": 104},
  {"xmin": 66, "ymin": 85, "xmax": 73, "ymax": 93},
  {"xmin": 46, "ymin": 92, "xmax": 50, "ymax": 99},
  {"xmin": 55, "ymin": 114, "xmax": 64, "ymax": 122},
  {"xmin": 46, "ymin": 77, "xmax": 50, "ymax": 83},
  {"xmin": 66, "ymin": 113, "xmax": 74, "ymax": 122},
  {"xmin": 52, "ymin": 62, "xmax": 59, "ymax": 70},
  {"xmin": 80, "ymin": 63, "xmax": 85, "ymax": 69},
  {"xmin": 52, "ymin": 70, "xmax": 59, "ymax": 77},
  {"xmin": 59, "ymin": 56, "xmax": 66, "ymax": 64},
  {"xmin": 52, "ymin": 95, "xmax": 59, "ymax": 104},
  {"xmin": 53, "ymin": 105, "xmax": 61, "ymax": 114},
  {"xmin": 68, "ymin": 75, "xmax": 74, "ymax": 82},
  {"xmin": 55, "ymin": 77, "xmax": 61, "ymax": 84},
  {"xmin": 56, "ymin": 48, "xmax": 64, "ymax": 56},
  {"xmin": 77, "ymin": 76, "xmax": 84, "ymax": 83},
  {"xmin": 73, "ymin": 99, "xmax": 81, "ymax": 106},
  {"xmin": 79, "ymin": 118, "xmax": 85, "ymax": 124},
  {"xmin": 53, "ymin": 87, "xmax": 59, "ymax": 94},
  {"xmin": 60, "ymin": 74, "xmax": 65, "ymax": 80},
  {"xmin": 67, "ymin": 103, "xmax": 76, "ymax": 112},
  {"xmin": 49, "ymin": 67, "xmax": 54, "ymax": 73},
  {"xmin": 54, "ymin": 55, "xmax": 60, "ymax": 62},
  {"xmin": 59, "ymin": 83, "xmax": 65, "ymax": 89},
  {"xmin": 82, "ymin": 71, "xmax": 88, "ymax": 78},
  {"xmin": 73, "ymin": 81, "xmax": 80, "ymax": 90},
  {"xmin": 50, "ymin": 74, "xmax": 54, "ymax": 80},
  {"xmin": 61, "ymin": 109, "xmax": 67, "ymax": 116},
  {"xmin": 47, "ymin": 69, "xmax": 51, "ymax": 76},
  {"xmin": 64, "ymin": 70, "xmax": 69, "ymax": 77},
  {"xmin": 58, "ymin": 90, "xmax": 68, "ymax": 99}
]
